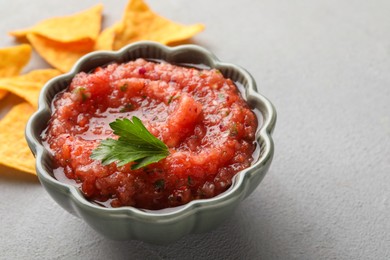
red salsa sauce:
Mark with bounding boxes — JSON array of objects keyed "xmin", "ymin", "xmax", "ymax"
[{"xmin": 43, "ymin": 58, "xmax": 258, "ymax": 210}]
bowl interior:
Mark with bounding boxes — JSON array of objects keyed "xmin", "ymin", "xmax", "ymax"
[{"xmin": 27, "ymin": 41, "xmax": 276, "ymax": 216}]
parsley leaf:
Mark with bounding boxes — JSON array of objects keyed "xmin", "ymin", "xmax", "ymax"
[{"xmin": 91, "ymin": 116, "xmax": 169, "ymax": 169}]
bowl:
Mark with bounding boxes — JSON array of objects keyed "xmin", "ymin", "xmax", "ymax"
[{"xmin": 25, "ymin": 41, "xmax": 276, "ymax": 244}]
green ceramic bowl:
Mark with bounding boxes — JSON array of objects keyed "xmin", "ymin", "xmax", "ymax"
[{"xmin": 25, "ymin": 41, "xmax": 276, "ymax": 244}]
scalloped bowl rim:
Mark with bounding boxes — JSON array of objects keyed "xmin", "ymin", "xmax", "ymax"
[{"xmin": 26, "ymin": 41, "xmax": 276, "ymax": 221}]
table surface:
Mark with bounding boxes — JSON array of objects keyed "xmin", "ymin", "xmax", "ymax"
[{"xmin": 1, "ymin": 0, "xmax": 389, "ymax": 259}]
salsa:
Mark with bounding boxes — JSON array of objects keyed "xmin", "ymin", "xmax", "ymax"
[{"xmin": 43, "ymin": 58, "xmax": 258, "ymax": 210}]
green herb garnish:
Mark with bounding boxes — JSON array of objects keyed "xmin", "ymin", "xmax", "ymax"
[
  {"xmin": 120, "ymin": 84, "xmax": 128, "ymax": 92},
  {"xmin": 229, "ymin": 123, "xmax": 238, "ymax": 136},
  {"xmin": 73, "ymin": 87, "xmax": 90, "ymax": 102},
  {"xmin": 119, "ymin": 103, "xmax": 134, "ymax": 112},
  {"xmin": 167, "ymin": 95, "xmax": 180, "ymax": 104},
  {"xmin": 154, "ymin": 179, "xmax": 165, "ymax": 190},
  {"xmin": 187, "ymin": 176, "xmax": 193, "ymax": 186},
  {"xmin": 91, "ymin": 116, "xmax": 169, "ymax": 170}
]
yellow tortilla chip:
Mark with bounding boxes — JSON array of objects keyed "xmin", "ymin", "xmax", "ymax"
[
  {"xmin": 10, "ymin": 4, "xmax": 103, "ymax": 47},
  {"xmin": 111, "ymin": 0, "xmax": 204, "ymax": 50},
  {"xmin": 0, "ymin": 69, "xmax": 61, "ymax": 108},
  {"xmin": 0, "ymin": 91, "xmax": 7, "ymax": 100},
  {"xmin": 0, "ymin": 44, "xmax": 32, "ymax": 100},
  {"xmin": 0, "ymin": 44, "xmax": 31, "ymax": 77},
  {"xmin": 94, "ymin": 23, "xmax": 122, "ymax": 51},
  {"xmin": 27, "ymin": 34, "xmax": 91, "ymax": 72},
  {"xmin": 0, "ymin": 102, "xmax": 36, "ymax": 174},
  {"xmin": 11, "ymin": 68, "xmax": 61, "ymax": 84}
]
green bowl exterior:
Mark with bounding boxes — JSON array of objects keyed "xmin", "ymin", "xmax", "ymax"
[{"xmin": 25, "ymin": 41, "xmax": 276, "ymax": 244}]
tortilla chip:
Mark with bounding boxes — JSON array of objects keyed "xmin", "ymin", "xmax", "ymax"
[
  {"xmin": 0, "ymin": 102, "xmax": 36, "ymax": 174},
  {"xmin": 0, "ymin": 69, "xmax": 61, "ymax": 108},
  {"xmin": 111, "ymin": 0, "xmax": 204, "ymax": 50},
  {"xmin": 0, "ymin": 44, "xmax": 31, "ymax": 77},
  {"xmin": 0, "ymin": 44, "xmax": 32, "ymax": 100},
  {"xmin": 11, "ymin": 68, "xmax": 61, "ymax": 84},
  {"xmin": 0, "ymin": 90, "xmax": 7, "ymax": 100},
  {"xmin": 10, "ymin": 4, "xmax": 103, "ymax": 47},
  {"xmin": 94, "ymin": 23, "xmax": 122, "ymax": 51},
  {"xmin": 27, "ymin": 34, "xmax": 91, "ymax": 72}
]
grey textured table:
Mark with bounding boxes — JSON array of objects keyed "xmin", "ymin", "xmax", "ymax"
[{"xmin": 1, "ymin": 0, "xmax": 389, "ymax": 259}]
